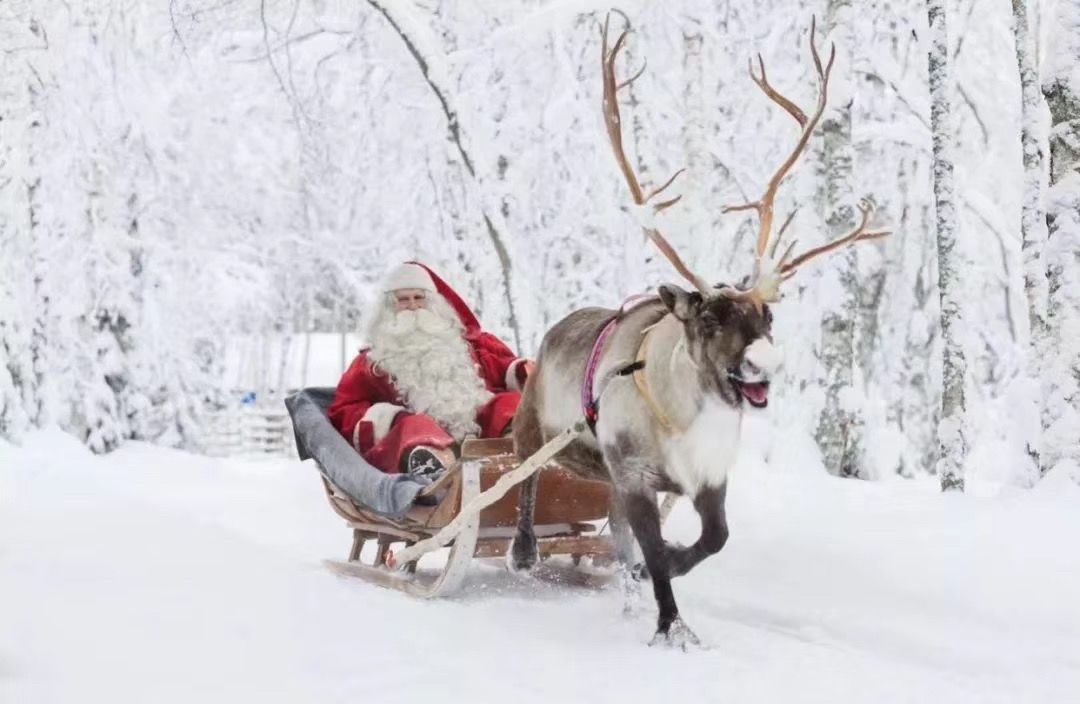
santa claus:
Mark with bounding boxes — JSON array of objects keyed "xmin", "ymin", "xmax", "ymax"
[{"xmin": 328, "ymin": 262, "xmax": 532, "ymax": 478}]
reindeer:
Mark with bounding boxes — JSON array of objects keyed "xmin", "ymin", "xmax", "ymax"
[{"xmin": 510, "ymin": 15, "xmax": 889, "ymax": 647}]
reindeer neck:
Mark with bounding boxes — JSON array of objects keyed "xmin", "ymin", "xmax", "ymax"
[{"xmin": 640, "ymin": 314, "xmax": 706, "ymax": 433}]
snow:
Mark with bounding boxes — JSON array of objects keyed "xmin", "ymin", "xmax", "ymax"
[
  {"xmin": 3, "ymin": 428, "xmax": 1079, "ymax": 703},
  {"xmin": 4, "ymin": 0, "xmax": 1075, "ymax": 485}
]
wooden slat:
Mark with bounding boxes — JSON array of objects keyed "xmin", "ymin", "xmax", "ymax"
[
  {"xmin": 477, "ymin": 464, "xmax": 611, "ymax": 527},
  {"xmin": 346, "ymin": 522, "xmax": 425, "ymax": 542},
  {"xmin": 472, "ymin": 535, "xmax": 614, "ymax": 560},
  {"xmin": 460, "ymin": 437, "xmax": 515, "ymax": 459},
  {"xmin": 478, "ymin": 523, "xmax": 579, "ymax": 539},
  {"xmin": 348, "ymin": 530, "xmax": 366, "ymax": 562}
]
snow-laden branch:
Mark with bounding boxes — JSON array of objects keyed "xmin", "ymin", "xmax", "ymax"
[
  {"xmin": 366, "ymin": 0, "xmax": 524, "ymax": 351},
  {"xmin": 446, "ymin": 0, "xmax": 646, "ymax": 62}
]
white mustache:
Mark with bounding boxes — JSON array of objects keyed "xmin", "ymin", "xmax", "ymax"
[{"xmin": 385, "ymin": 308, "xmax": 455, "ymax": 337}]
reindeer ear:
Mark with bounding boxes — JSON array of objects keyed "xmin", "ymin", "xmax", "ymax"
[{"xmin": 658, "ymin": 284, "xmax": 702, "ymax": 321}]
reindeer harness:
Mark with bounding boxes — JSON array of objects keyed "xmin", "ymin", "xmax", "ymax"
[{"xmin": 582, "ymin": 294, "xmax": 676, "ymax": 435}]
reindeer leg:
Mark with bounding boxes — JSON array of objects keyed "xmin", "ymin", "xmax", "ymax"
[
  {"xmin": 620, "ymin": 490, "xmax": 700, "ymax": 648},
  {"xmin": 510, "ymin": 383, "xmax": 544, "ymax": 573},
  {"xmin": 609, "ymin": 494, "xmax": 647, "ymax": 614},
  {"xmin": 509, "ymin": 473, "xmax": 540, "ymax": 571},
  {"xmin": 666, "ymin": 483, "xmax": 729, "ymax": 578}
]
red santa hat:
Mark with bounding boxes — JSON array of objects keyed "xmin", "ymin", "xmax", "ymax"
[
  {"xmin": 383, "ymin": 262, "xmax": 437, "ymax": 293},
  {"xmin": 394, "ymin": 261, "xmax": 482, "ymax": 339}
]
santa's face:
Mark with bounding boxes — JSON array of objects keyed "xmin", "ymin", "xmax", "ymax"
[
  {"xmin": 381, "ymin": 303, "xmax": 457, "ymax": 341},
  {"xmin": 368, "ymin": 289, "xmax": 492, "ymax": 441},
  {"xmin": 393, "ymin": 288, "xmax": 429, "ymax": 312}
]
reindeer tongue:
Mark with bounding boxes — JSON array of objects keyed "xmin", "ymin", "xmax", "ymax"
[{"xmin": 739, "ymin": 382, "xmax": 769, "ymax": 407}]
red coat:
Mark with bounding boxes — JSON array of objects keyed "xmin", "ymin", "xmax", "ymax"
[{"xmin": 328, "ymin": 264, "xmax": 527, "ymax": 473}]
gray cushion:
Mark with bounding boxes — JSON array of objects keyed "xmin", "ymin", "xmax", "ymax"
[{"xmin": 285, "ymin": 387, "xmax": 425, "ymax": 519}]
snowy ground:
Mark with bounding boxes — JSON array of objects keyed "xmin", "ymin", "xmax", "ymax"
[{"xmin": 2, "ymin": 427, "xmax": 1079, "ymax": 704}]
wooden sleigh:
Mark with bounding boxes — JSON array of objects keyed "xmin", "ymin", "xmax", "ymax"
[{"xmin": 320, "ymin": 435, "xmax": 616, "ymax": 597}]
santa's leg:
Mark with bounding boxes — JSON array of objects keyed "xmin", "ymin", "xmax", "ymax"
[
  {"xmin": 477, "ymin": 391, "xmax": 521, "ymax": 439},
  {"xmin": 366, "ymin": 413, "xmax": 455, "ymax": 475}
]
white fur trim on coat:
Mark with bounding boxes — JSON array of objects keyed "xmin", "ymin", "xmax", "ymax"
[
  {"xmin": 504, "ymin": 358, "xmax": 528, "ymax": 391},
  {"xmin": 362, "ymin": 403, "xmax": 406, "ymax": 444},
  {"xmin": 351, "ymin": 419, "xmax": 363, "ymax": 451}
]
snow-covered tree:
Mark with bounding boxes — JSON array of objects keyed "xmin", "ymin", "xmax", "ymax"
[
  {"xmin": 365, "ymin": 0, "xmax": 528, "ymax": 352},
  {"xmin": 814, "ymin": 0, "xmax": 865, "ymax": 478},
  {"xmin": 1041, "ymin": 0, "xmax": 1080, "ymax": 481},
  {"xmin": 0, "ymin": 18, "xmax": 34, "ymax": 442},
  {"xmin": 1011, "ymin": 0, "xmax": 1050, "ymax": 485},
  {"xmin": 927, "ymin": 0, "xmax": 966, "ymax": 492},
  {"xmin": 0, "ymin": 0, "xmax": 1051, "ymax": 488}
]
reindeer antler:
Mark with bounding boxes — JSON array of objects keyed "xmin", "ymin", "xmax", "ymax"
[
  {"xmin": 722, "ymin": 17, "xmax": 889, "ymax": 309},
  {"xmin": 600, "ymin": 13, "xmax": 711, "ymax": 296},
  {"xmin": 780, "ymin": 199, "xmax": 890, "ymax": 278}
]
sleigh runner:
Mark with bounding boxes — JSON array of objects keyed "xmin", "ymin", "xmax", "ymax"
[{"xmin": 286, "ymin": 387, "xmax": 614, "ymax": 598}]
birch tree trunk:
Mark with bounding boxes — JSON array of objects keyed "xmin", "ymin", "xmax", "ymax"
[
  {"xmin": 1041, "ymin": 0, "xmax": 1080, "ymax": 480},
  {"xmin": 928, "ymin": 0, "xmax": 967, "ymax": 492},
  {"xmin": 681, "ymin": 17, "xmax": 705, "ymax": 188},
  {"xmin": 1011, "ymin": 0, "xmax": 1050, "ymax": 485},
  {"xmin": 0, "ymin": 31, "xmax": 31, "ymax": 440},
  {"xmin": 815, "ymin": 0, "xmax": 864, "ymax": 478},
  {"xmin": 25, "ymin": 45, "xmax": 49, "ymax": 429}
]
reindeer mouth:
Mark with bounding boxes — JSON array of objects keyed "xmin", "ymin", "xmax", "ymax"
[{"xmin": 730, "ymin": 376, "xmax": 770, "ymax": 408}]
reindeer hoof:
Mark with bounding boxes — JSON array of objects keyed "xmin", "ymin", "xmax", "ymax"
[
  {"xmin": 629, "ymin": 562, "xmax": 650, "ymax": 581},
  {"xmin": 507, "ymin": 533, "xmax": 539, "ymax": 573},
  {"xmin": 619, "ymin": 570, "xmax": 648, "ymax": 617},
  {"xmin": 648, "ymin": 617, "xmax": 703, "ymax": 651}
]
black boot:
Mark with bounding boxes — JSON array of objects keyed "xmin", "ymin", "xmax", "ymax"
[{"xmin": 406, "ymin": 446, "xmax": 448, "ymax": 481}]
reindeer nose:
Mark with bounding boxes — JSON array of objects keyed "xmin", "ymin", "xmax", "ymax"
[{"xmin": 745, "ymin": 337, "xmax": 784, "ymax": 374}]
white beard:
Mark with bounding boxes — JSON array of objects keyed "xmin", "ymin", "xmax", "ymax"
[{"xmin": 367, "ymin": 301, "xmax": 493, "ymax": 441}]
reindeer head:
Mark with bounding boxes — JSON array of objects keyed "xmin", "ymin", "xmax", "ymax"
[
  {"xmin": 599, "ymin": 14, "xmax": 889, "ymax": 409},
  {"xmin": 658, "ymin": 285, "xmax": 780, "ymax": 408}
]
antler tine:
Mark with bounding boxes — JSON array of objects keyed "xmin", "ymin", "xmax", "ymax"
[
  {"xmin": 770, "ymin": 208, "xmax": 799, "ymax": 259},
  {"xmin": 645, "ymin": 167, "xmax": 686, "ymax": 203},
  {"xmin": 715, "ymin": 18, "xmax": 889, "ymax": 305},
  {"xmin": 749, "ymin": 54, "xmax": 808, "ymax": 128},
  {"xmin": 653, "ymin": 194, "xmax": 683, "ymax": 212},
  {"xmin": 600, "ymin": 19, "xmax": 644, "ymax": 205},
  {"xmin": 780, "ymin": 199, "xmax": 890, "ymax": 276},
  {"xmin": 618, "ymin": 58, "xmax": 648, "ymax": 91},
  {"xmin": 807, "ymin": 19, "xmax": 837, "ymax": 134},
  {"xmin": 724, "ymin": 15, "xmax": 837, "ymax": 266},
  {"xmin": 808, "ymin": 15, "xmax": 838, "ymax": 90},
  {"xmin": 599, "ymin": 12, "xmax": 710, "ymax": 296}
]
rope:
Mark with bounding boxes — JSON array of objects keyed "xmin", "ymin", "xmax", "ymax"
[{"xmin": 631, "ymin": 326, "xmax": 679, "ymax": 434}]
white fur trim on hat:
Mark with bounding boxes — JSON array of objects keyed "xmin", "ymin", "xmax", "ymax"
[
  {"xmin": 504, "ymin": 358, "xmax": 528, "ymax": 391},
  {"xmin": 384, "ymin": 263, "xmax": 436, "ymax": 293},
  {"xmin": 362, "ymin": 403, "xmax": 406, "ymax": 443}
]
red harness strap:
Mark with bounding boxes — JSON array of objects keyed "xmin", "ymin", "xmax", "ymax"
[{"xmin": 581, "ymin": 294, "xmax": 659, "ymax": 431}]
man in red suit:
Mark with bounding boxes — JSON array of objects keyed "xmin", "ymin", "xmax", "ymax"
[{"xmin": 328, "ymin": 262, "xmax": 532, "ymax": 477}]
